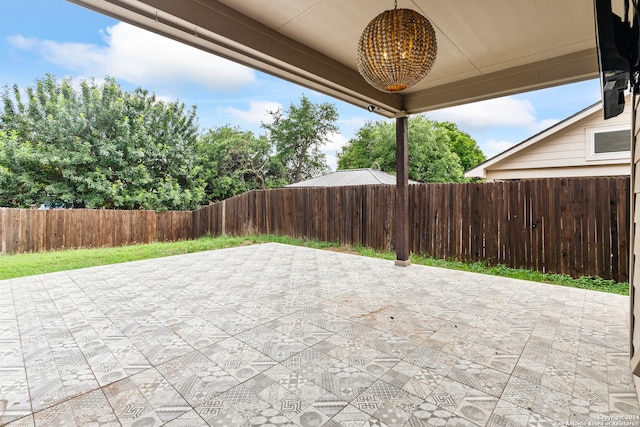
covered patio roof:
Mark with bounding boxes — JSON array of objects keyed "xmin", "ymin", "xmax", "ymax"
[{"xmin": 67, "ymin": 0, "xmax": 601, "ymax": 118}]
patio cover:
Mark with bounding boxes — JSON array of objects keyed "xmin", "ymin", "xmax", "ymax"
[
  {"xmin": 67, "ymin": 0, "xmax": 600, "ymax": 117},
  {"xmin": 67, "ymin": 0, "xmax": 640, "ymax": 378}
]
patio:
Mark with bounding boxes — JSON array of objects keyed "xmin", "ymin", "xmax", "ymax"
[{"xmin": 1, "ymin": 242, "xmax": 638, "ymax": 426}]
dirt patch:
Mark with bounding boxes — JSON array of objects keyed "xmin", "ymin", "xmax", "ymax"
[
  {"xmin": 322, "ymin": 246, "xmax": 361, "ymax": 256},
  {"xmin": 360, "ymin": 304, "xmax": 393, "ymax": 321}
]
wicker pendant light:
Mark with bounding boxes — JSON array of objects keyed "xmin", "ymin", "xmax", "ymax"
[{"xmin": 357, "ymin": 1, "xmax": 437, "ymax": 93}]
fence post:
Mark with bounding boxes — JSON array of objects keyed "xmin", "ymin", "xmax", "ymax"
[{"xmin": 222, "ymin": 199, "xmax": 226, "ymax": 235}]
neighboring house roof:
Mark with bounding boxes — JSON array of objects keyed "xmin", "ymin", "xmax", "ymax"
[
  {"xmin": 465, "ymin": 98, "xmax": 630, "ymax": 180},
  {"xmin": 287, "ymin": 169, "xmax": 419, "ymax": 187}
]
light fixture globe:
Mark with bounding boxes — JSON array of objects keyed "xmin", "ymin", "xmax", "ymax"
[{"xmin": 357, "ymin": 7, "xmax": 437, "ymax": 93}]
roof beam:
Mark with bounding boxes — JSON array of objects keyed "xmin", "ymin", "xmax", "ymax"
[{"xmin": 404, "ymin": 48, "xmax": 599, "ymax": 114}]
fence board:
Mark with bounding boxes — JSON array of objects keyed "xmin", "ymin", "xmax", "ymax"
[
  {"xmin": 0, "ymin": 208, "xmax": 192, "ymax": 254},
  {"xmin": 587, "ymin": 179, "xmax": 598, "ymax": 277},
  {"xmin": 453, "ymin": 184, "xmax": 462, "ymax": 259},
  {"xmin": 596, "ymin": 180, "xmax": 611, "ymax": 280},
  {"xmin": 609, "ymin": 178, "xmax": 620, "ymax": 280},
  {"xmin": 549, "ymin": 179, "xmax": 561, "ymax": 274},
  {"xmin": 560, "ymin": 178, "xmax": 571, "ymax": 275},
  {"xmin": 619, "ymin": 177, "xmax": 630, "ymax": 278},
  {"xmin": 577, "ymin": 179, "xmax": 586, "ymax": 276},
  {"xmin": 471, "ymin": 183, "xmax": 482, "ymax": 261},
  {"xmin": 530, "ymin": 180, "xmax": 540, "ymax": 271}
]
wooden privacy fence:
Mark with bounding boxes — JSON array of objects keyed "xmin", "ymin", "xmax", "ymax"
[
  {"xmin": 193, "ymin": 177, "xmax": 630, "ymax": 281},
  {"xmin": 0, "ymin": 177, "xmax": 630, "ymax": 281},
  {"xmin": 407, "ymin": 178, "xmax": 629, "ymax": 282},
  {"xmin": 193, "ymin": 185, "xmax": 396, "ymax": 250},
  {"xmin": 0, "ymin": 208, "xmax": 192, "ymax": 253}
]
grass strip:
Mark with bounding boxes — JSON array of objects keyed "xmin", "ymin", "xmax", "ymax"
[
  {"xmin": 355, "ymin": 246, "xmax": 628, "ymax": 295},
  {"xmin": 0, "ymin": 234, "xmax": 628, "ymax": 295}
]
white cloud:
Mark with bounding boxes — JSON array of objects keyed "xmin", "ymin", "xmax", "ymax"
[
  {"xmin": 485, "ymin": 140, "xmax": 517, "ymax": 157},
  {"xmin": 339, "ymin": 116, "xmax": 369, "ymax": 132},
  {"xmin": 325, "ymin": 132, "xmax": 349, "ymax": 152},
  {"xmin": 221, "ymin": 100, "xmax": 283, "ymax": 126},
  {"xmin": 324, "ymin": 132, "xmax": 349, "ymax": 171},
  {"xmin": 7, "ymin": 34, "xmax": 37, "ymax": 50},
  {"xmin": 155, "ymin": 94, "xmax": 177, "ymax": 104},
  {"xmin": 8, "ymin": 22, "xmax": 255, "ymax": 91},
  {"xmin": 429, "ymin": 96, "xmax": 544, "ymax": 130},
  {"xmin": 532, "ymin": 118, "xmax": 561, "ymax": 133}
]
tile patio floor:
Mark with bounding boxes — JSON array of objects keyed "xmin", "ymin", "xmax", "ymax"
[{"xmin": 1, "ymin": 242, "xmax": 639, "ymax": 426}]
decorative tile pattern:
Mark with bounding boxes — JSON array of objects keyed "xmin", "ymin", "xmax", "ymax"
[
  {"xmin": 310, "ymin": 392, "xmax": 348, "ymax": 417},
  {"xmin": 199, "ymin": 337, "xmax": 277, "ymax": 380},
  {"xmin": 486, "ymin": 399, "xmax": 531, "ymax": 427},
  {"xmin": 155, "ymin": 351, "xmax": 239, "ymax": 407},
  {"xmin": 312, "ymin": 363, "xmax": 377, "ymax": 402},
  {"xmin": 0, "ymin": 367, "xmax": 31, "ymax": 424},
  {"xmin": 162, "ymin": 409, "xmax": 208, "ymax": 427},
  {"xmin": 446, "ymin": 358, "xmax": 510, "ymax": 397},
  {"xmin": 195, "ymin": 399, "xmax": 247, "ymax": 426},
  {"xmin": 1, "ymin": 243, "xmax": 640, "ymax": 426},
  {"xmin": 405, "ymin": 345, "xmax": 458, "ymax": 377},
  {"xmin": 256, "ymin": 383, "xmax": 309, "ymax": 418},
  {"xmin": 33, "ymin": 389, "xmax": 119, "ymax": 426},
  {"xmin": 215, "ymin": 385, "xmax": 270, "ymax": 421},
  {"xmin": 331, "ymin": 404, "xmax": 371, "ymax": 425},
  {"xmin": 104, "ymin": 368, "xmax": 191, "ymax": 424},
  {"xmin": 168, "ymin": 318, "xmax": 231, "ymax": 350},
  {"xmin": 265, "ymin": 317, "xmax": 333, "ymax": 346}
]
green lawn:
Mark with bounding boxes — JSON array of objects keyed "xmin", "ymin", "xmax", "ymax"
[{"xmin": 0, "ymin": 234, "xmax": 629, "ymax": 295}]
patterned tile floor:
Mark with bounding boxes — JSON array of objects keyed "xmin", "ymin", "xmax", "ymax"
[{"xmin": 1, "ymin": 242, "xmax": 639, "ymax": 426}]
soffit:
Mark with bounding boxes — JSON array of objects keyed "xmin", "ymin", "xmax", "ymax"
[{"xmin": 68, "ymin": 0, "xmax": 603, "ymax": 117}]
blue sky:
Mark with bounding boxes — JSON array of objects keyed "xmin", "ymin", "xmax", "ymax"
[{"xmin": 2, "ymin": 0, "xmax": 603, "ymax": 170}]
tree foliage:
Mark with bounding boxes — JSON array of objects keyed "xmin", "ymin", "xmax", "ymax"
[
  {"xmin": 1, "ymin": 74, "xmax": 482, "ymax": 209},
  {"xmin": 262, "ymin": 95, "xmax": 338, "ymax": 184},
  {"xmin": 0, "ymin": 78, "xmax": 343, "ymax": 208},
  {"xmin": 337, "ymin": 116, "xmax": 485, "ymax": 183},
  {"xmin": 196, "ymin": 126, "xmax": 273, "ymax": 202},
  {"xmin": 0, "ymin": 130, "xmax": 24, "ymax": 207},
  {"xmin": 440, "ymin": 121, "xmax": 486, "ymax": 171},
  {"xmin": 0, "ymin": 75, "xmax": 204, "ymax": 210}
]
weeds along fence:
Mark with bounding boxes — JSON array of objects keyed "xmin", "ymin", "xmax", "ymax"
[
  {"xmin": 0, "ymin": 177, "xmax": 630, "ymax": 281},
  {"xmin": 193, "ymin": 177, "xmax": 630, "ymax": 282}
]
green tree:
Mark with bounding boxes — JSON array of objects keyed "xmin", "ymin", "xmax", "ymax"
[
  {"xmin": 0, "ymin": 129, "xmax": 33, "ymax": 207},
  {"xmin": 337, "ymin": 116, "xmax": 482, "ymax": 183},
  {"xmin": 440, "ymin": 121, "xmax": 486, "ymax": 171},
  {"xmin": 262, "ymin": 95, "xmax": 338, "ymax": 184},
  {"xmin": 335, "ymin": 120, "xmax": 395, "ymax": 172},
  {"xmin": 0, "ymin": 75, "xmax": 205, "ymax": 210},
  {"xmin": 197, "ymin": 125, "xmax": 273, "ymax": 201}
]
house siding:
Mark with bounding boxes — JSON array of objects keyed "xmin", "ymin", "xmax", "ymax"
[
  {"xmin": 474, "ymin": 103, "xmax": 632, "ymax": 181},
  {"xmin": 490, "ymin": 110, "xmax": 630, "ymax": 173},
  {"xmin": 631, "ymin": 94, "xmax": 640, "ymax": 376},
  {"xmin": 485, "ymin": 164, "xmax": 630, "ymax": 181}
]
